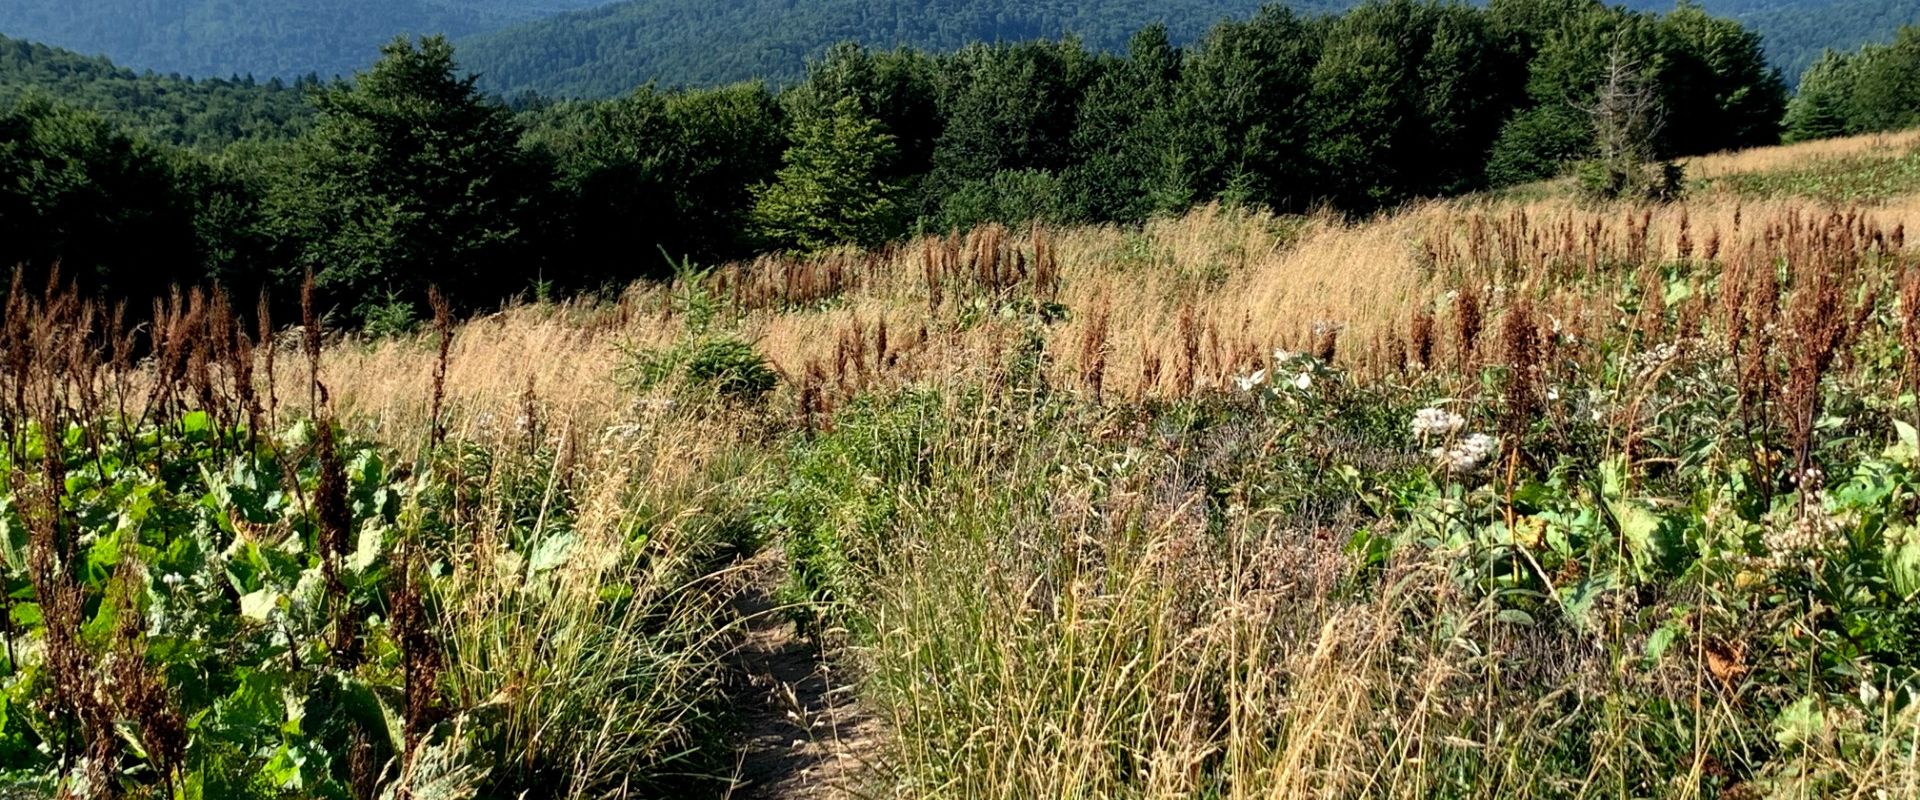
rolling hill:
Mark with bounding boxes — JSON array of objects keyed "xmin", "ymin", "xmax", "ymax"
[
  {"xmin": 452, "ymin": 0, "xmax": 1333, "ymax": 97},
  {"xmin": 0, "ymin": 0, "xmax": 607, "ymax": 80},
  {"xmin": 0, "ymin": 34, "xmax": 311, "ymax": 147},
  {"xmin": 457, "ymin": 0, "xmax": 1920, "ymax": 97},
  {"xmin": 0, "ymin": 0, "xmax": 1914, "ymax": 98}
]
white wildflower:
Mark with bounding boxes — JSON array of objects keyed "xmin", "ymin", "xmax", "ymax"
[
  {"xmin": 1291, "ymin": 372, "xmax": 1312, "ymax": 390},
  {"xmin": 1629, "ymin": 342, "xmax": 1680, "ymax": 378},
  {"xmin": 1232, "ymin": 368, "xmax": 1269, "ymax": 392},
  {"xmin": 1410, "ymin": 407, "xmax": 1465, "ymax": 440},
  {"xmin": 1437, "ymin": 432, "xmax": 1500, "ymax": 473},
  {"xmin": 1273, "ymin": 348, "xmax": 1298, "ymax": 363},
  {"xmin": 161, "ymin": 573, "xmax": 185, "ymax": 590}
]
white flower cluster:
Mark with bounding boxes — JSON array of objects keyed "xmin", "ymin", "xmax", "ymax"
[
  {"xmin": 1410, "ymin": 407, "xmax": 1465, "ymax": 440},
  {"xmin": 1629, "ymin": 342, "xmax": 1680, "ymax": 378},
  {"xmin": 1436, "ymin": 433, "xmax": 1501, "ymax": 473},
  {"xmin": 1230, "ymin": 348, "xmax": 1316, "ymax": 394},
  {"xmin": 1409, "ymin": 406, "xmax": 1498, "ymax": 473}
]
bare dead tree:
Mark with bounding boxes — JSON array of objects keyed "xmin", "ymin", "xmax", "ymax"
[{"xmin": 1580, "ymin": 40, "xmax": 1680, "ymax": 201}]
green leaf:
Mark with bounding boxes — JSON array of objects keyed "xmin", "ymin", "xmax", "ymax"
[
  {"xmin": 347, "ymin": 524, "xmax": 387, "ymax": 574},
  {"xmin": 1774, "ymin": 696, "xmax": 1826, "ymax": 748},
  {"xmin": 1495, "ymin": 609, "xmax": 1535, "ymax": 626},
  {"xmin": 0, "ymin": 498, "xmax": 27, "ymax": 573},
  {"xmin": 1886, "ymin": 524, "xmax": 1920, "ymax": 598},
  {"xmin": 1645, "ymin": 623, "xmax": 1681, "ymax": 662},
  {"xmin": 529, "ymin": 532, "xmax": 576, "ymax": 574},
  {"xmin": 240, "ymin": 588, "xmax": 283, "ymax": 621},
  {"xmin": 1559, "ymin": 571, "xmax": 1615, "ymax": 633},
  {"xmin": 1896, "ymin": 419, "xmax": 1919, "ymax": 455}
]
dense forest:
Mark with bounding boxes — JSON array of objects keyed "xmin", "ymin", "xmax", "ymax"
[
  {"xmin": 1714, "ymin": 0, "xmax": 1920, "ymax": 81},
  {"xmin": 0, "ymin": 0, "xmax": 1912, "ymax": 93},
  {"xmin": 458, "ymin": 0, "xmax": 1919, "ymax": 95},
  {"xmin": 0, "ymin": 35, "xmax": 313, "ymax": 148},
  {"xmin": 1783, "ymin": 24, "xmax": 1920, "ymax": 141},
  {"xmin": 0, "ymin": 0, "xmax": 605, "ymax": 80},
  {"xmin": 2, "ymin": 0, "xmax": 1916, "ymax": 330},
  {"xmin": 454, "ymin": 0, "xmax": 1332, "ymax": 96}
]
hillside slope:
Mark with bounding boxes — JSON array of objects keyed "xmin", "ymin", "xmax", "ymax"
[
  {"xmin": 0, "ymin": 0, "xmax": 606, "ymax": 80},
  {"xmin": 457, "ymin": 0, "xmax": 1339, "ymax": 95},
  {"xmin": 0, "ymin": 34, "xmax": 310, "ymax": 147},
  {"xmin": 1622, "ymin": 0, "xmax": 1920, "ymax": 81},
  {"xmin": 457, "ymin": 0, "xmax": 1915, "ymax": 96}
]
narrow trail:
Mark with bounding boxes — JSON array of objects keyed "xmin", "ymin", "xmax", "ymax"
[{"xmin": 724, "ymin": 552, "xmax": 882, "ymax": 800}]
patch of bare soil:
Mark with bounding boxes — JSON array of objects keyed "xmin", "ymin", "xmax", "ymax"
[{"xmin": 723, "ymin": 553, "xmax": 883, "ymax": 800}]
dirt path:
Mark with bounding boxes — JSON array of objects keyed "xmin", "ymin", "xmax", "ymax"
[{"xmin": 724, "ymin": 553, "xmax": 882, "ymax": 800}]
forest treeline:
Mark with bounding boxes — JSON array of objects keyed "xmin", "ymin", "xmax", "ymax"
[{"xmin": 2, "ymin": 0, "xmax": 1917, "ymax": 327}]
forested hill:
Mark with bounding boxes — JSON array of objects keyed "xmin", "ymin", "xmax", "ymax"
[
  {"xmin": 0, "ymin": 0, "xmax": 1912, "ymax": 95},
  {"xmin": 456, "ymin": 0, "xmax": 1917, "ymax": 97},
  {"xmin": 0, "ymin": 0, "xmax": 607, "ymax": 80},
  {"xmin": 454, "ymin": 0, "xmax": 1342, "ymax": 97},
  {"xmin": 0, "ymin": 35, "xmax": 312, "ymax": 148},
  {"xmin": 1622, "ymin": 0, "xmax": 1920, "ymax": 81}
]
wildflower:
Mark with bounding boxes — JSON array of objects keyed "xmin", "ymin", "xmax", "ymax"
[
  {"xmin": 1291, "ymin": 372, "xmax": 1312, "ymax": 390},
  {"xmin": 1410, "ymin": 407, "xmax": 1465, "ymax": 440},
  {"xmin": 161, "ymin": 573, "xmax": 185, "ymax": 591},
  {"xmin": 1629, "ymin": 342, "xmax": 1680, "ymax": 378},
  {"xmin": 1273, "ymin": 348, "xmax": 1298, "ymax": 363},
  {"xmin": 1435, "ymin": 432, "xmax": 1499, "ymax": 474},
  {"xmin": 1232, "ymin": 368, "xmax": 1268, "ymax": 392}
]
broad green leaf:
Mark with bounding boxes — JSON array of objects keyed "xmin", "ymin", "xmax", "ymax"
[
  {"xmin": 347, "ymin": 524, "xmax": 387, "ymax": 573},
  {"xmin": 1774, "ymin": 696, "xmax": 1826, "ymax": 748},
  {"xmin": 1645, "ymin": 623, "xmax": 1681, "ymax": 662},
  {"xmin": 240, "ymin": 587, "xmax": 283, "ymax": 621},
  {"xmin": 1896, "ymin": 419, "xmax": 1920, "ymax": 457},
  {"xmin": 1887, "ymin": 525, "xmax": 1920, "ymax": 598},
  {"xmin": 529, "ymin": 532, "xmax": 577, "ymax": 573},
  {"xmin": 1559, "ymin": 572, "xmax": 1615, "ymax": 633}
]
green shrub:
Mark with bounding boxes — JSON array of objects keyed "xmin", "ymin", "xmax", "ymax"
[{"xmin": 618, "ymin": 335, "xmax": 777, "ymax": 402}]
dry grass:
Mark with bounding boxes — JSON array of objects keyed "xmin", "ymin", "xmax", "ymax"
[
  {"xmin": 1686, "ymin": 128, "xmax": 1920, "ymax": 181},
  {"xmin": 309, "ymin": 192, "xmax": 1920, "ymax": 438},
  {"xmin": 272, "ymin": 130, "xmax": 1920, "ymax": 799}
]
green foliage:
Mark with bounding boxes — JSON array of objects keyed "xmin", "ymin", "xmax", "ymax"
[
  {"xmin": 1170, "ymin": 7, "xmax": 1320, "ymax": 212},
  {"xmin": 1063, "ymin": 26, "xmax": 1188, "ymax": 222},
  {"xmin": 1486, "ymin": 104, "xmax": 1591, "ymax": 186},
  {"xmin": 1783, "ymin": 25, "xmax": 1920, "ymax": 141},
  {"xmin": 1784, "ymin": 50, "xmax": 1863, "ymax": 142},
  {"xmin": 619, "ymin": 336, "xmax": 778, "ymax": 402},
  {"xmin": 268, "ymin": 36, "xmax": 547, "ymax": 323},
  {"xmin": 1848, "ymin": 25, "xmax": 1920, "ymax": 134},
  {"xmin": 938, "ymin": 168, "xmax": 1070, "ymax": 230},
  {"xmin": 0, "ymin": 35, "xmax": 312, "ymax": 150},
  {"xmin": 752, "ymin": 98, "xmax": 901, "ymax": 252},
  {"xmin": 1705, "ymin": 146, "xmax": 1920, "ymax": 201},
  {"xmin": 1575, "ymin": 156, "xmax": 1685, "ymax": 202},
  {"xmin": 0, "ymin": 0, "xmax": 606, "ymax": 81},
  {"xmin": 0, "ymin": 98, "xmax": 203, "ymax": 299},
  {"xmin": 456, "ymin": 0, "xmax": 1344, "ymax": 97},
  {"xmin": 0, "ymin": 416, "xmax": 413, "ymax": 797},
  {"xmin": 526, "ymin": 82, "xmax": 787, "ymax": 283}
]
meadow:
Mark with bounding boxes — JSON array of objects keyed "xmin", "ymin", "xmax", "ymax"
[{"xmin": 5, "ymin": 129, "xmax": 1920, "ymax": 799}]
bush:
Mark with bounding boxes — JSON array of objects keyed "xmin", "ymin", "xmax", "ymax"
[
  {"xmin": 619, "ymin": 335, "xmax": 777, "ymax": 402},
  {"xmin": 1575, "ymin": 157, "xmax": 1685, "ymax": 202},
  {"xmin": 1485, "ymin": 105, "xmax": 1593, "ymax": 187}
]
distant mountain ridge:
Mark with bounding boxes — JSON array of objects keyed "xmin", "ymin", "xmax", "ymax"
[
  {"xmin": 0, "ymin": 0, "xmax": 1913, "ymax": 96},
  {"xmin": 457, "ymin": 0, "xmax": 1920, "ymax": 97},
  {"xmin": 453, "ymin": 0, "xmax": 1334, "ymax": 97},
  {"xmin": 0, "ymin": 0, "xmax": 606, "ymax": 80}
]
